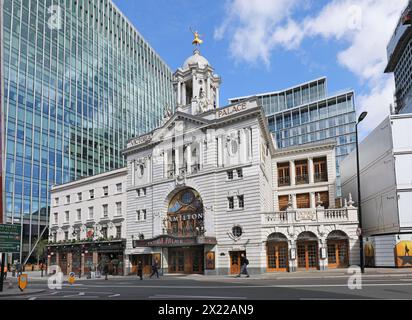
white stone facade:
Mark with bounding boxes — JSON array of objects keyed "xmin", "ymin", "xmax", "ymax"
[
  {"xmin": 121, "ymin": 49, "xmax": 360, "ymax": 275},
  {"xmin": 49, "ymin": 168, "xmax": 127, "ymax": 243}
]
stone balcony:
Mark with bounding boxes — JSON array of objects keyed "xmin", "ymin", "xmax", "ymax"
[{"xmin": 262, "ymin": 206, "xmax": 358, "ymax": 226}]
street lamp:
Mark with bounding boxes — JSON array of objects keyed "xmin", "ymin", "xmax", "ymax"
[{"xmin": 355, "ymin": 111, "xmax": 367, "ymax": 274}]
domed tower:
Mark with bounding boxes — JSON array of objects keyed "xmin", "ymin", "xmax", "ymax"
[{"xmin": 173, "ymin": 33, "xmax": 222, "ymax": 115}]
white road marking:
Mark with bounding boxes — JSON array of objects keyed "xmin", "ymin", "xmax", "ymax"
[
  {"xmin": 109, "ymin": 294, "xmax": 120, "ymax": 298},
  {"xmin": 28, "ymin": 297, "xmax": 37, "ymax": 300},
  {"xmin": 76, "ymin": 283, "xmax": 412, "ymax": 289}
]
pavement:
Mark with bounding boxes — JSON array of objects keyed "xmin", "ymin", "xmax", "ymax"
[
  {"xmin": 0, "ymin": 268, "xmax": 412, "ymax": 300},
  {"xmin": 15, "ymin": 267, "xmax": 412, "ymax": 281}
]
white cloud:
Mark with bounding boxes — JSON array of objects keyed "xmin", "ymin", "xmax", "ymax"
[{"xmin": 215, "ymin": 0, "xmax": 409, "ymax": 136}]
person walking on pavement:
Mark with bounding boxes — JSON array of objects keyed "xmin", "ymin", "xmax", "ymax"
[
  {"xmin": 149, "ymin": 258, "xmax": 159, "ymax": 279},
  {"xmin": 236, "ymin": 253, "xmax": 250, "ymax": 278},
  {"xmin": 137, "ymin": 260, "xmax": 143, "ymax": 280},
  {"xmin": 103, "ymin": 263, "xmax": 109, "ymax": 281}
]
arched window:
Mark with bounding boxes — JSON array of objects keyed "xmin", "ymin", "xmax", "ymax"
[{"xmin": 167, "ymin": 189, "xmax": 204, "ymax": 237}]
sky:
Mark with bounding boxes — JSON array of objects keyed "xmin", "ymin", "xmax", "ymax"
[{"xmin": 113, "ymin": 0, "xmax": 409, "ymax": 138}]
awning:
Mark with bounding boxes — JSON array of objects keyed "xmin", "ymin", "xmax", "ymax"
[{"xmin": 132, "ymin": 235, "xmax": 217, "ymax": 248}]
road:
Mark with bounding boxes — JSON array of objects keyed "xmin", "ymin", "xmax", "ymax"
[{"xmin": 2, "ymin": 273, "xmax": 412, "ymax": 300}]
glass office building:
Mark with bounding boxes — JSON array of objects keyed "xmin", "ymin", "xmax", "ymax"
[
  {"xmin": 385, "ymin": 1, "xmax": 412, "ymax": 114},
  {"xmin": 229, "ymin": 78, "xmax": 357, "ymax": 198},
  {"xmin": 1, "ymin": 0, "xmax": 175, "ymax": 259}
]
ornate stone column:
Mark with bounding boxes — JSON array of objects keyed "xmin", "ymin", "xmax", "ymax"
[
  {"xmin": 290, "ymin": 160, "xmax": 296, "ymax": 186},
  {"xmin": 309, "ymin": 157, "xmax": 315, "ymax": 184},
  {"xmin": 187, "ymin": 144, "xmax": 192, "ymax": 174}
]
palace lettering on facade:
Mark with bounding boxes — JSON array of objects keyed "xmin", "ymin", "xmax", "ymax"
[{"xmin": 48, "ymin": 45, "xmax": 360, "ymax": 276}]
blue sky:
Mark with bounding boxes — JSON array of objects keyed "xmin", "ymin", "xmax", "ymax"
[{"xmin": 113, "ymin": 0, "xmax": 408, "ymax": 137}]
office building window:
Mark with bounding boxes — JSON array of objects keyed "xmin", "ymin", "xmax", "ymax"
[
  {"xmin": 237, "ymin": 169, "xmax": 243, "ymax": 178},
  {"xmin": 77, "ymin": 209, "xmax": 81, "ymax": 221},
  {"xmin": 227, "ymin": 171, "xmax": 234, "ymax": 180},
  {"xmin": 89, "ymin": 190, "xmax": 94, "ymax": 199},
  {"xmin": 55, "ymin": 198, "xmax": 59, "ymax": 206},
  {"xmin": 143, "ymin": 209, "xmax": 147, "ymax": 221},
  {"xmin": 64, "ymin": 231, "xmax": 69, "ymax": 241},
  {"xmin": 77, "ymin": 192, "xmax": 82, "ymax": 201},
  {"xmin": 103, "ymin": 186, "xmax": 109, "ymax": 196},
  {"xmin": 54, "ymin": 213, "xmax": 58, "ymax": 224},
  {"xmin": 65, "ymin": 211, "xmax": 69, "ymax": 223},
  {"xmin": 66, "ymin": 195, "xmax": 70, "ymax": 204},
  {"xmin": 116, "ymin": 183, "xmax": 122, "ymax": 193}
]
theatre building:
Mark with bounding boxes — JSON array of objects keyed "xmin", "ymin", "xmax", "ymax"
[{"xmin": 123, "ymin": 47, "xmax": 361, "ymax": 275}]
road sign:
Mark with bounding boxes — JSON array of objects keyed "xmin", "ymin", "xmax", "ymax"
[
  {"xmin": 68, "ymin": 272, "xmax": 76, "ymax": 285},
  {"xmin": 18, "ymin": 274, "xmax": 28, "ymax": 291},
  {"xmin": 0, "ymin": 224, "xmax": 22, "ymax": 253}
]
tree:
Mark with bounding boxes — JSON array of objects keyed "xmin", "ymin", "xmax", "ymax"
[{"xmin": 35, "ymin": 239, "xmax": 48, "ymax": 265}]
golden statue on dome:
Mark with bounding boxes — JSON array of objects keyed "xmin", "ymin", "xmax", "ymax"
[{"xmin": 190, "ymin": 27, "xmax": 203, "ymax": 46}]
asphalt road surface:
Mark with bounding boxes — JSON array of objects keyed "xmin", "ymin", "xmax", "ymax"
[{"xmin": 2, "ymin": 274, "xmax": 412, "ymax": 300}]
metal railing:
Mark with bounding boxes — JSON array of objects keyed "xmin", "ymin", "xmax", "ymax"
[
  {"xmin": 296, "ymin": 174, "xmax": 309, "ymax": 185},
  {"xmin": 278, "ymin": 176, "xmax": 290, "ymax": 187},
  {"xmin": 314, "ymin": 172, "xmax": 328, "ymax": 183}
]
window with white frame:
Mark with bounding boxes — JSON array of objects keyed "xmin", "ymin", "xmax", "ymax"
[
  {"xmin": 54, "ymin": 212, "xmax": 58, "ymax": 224},
  {"xmin": 77, "ymin": 209, "xmax": 81, "ymax": 221},
  {"xmin": 116, "ymin": 183, "xmax": 122, "ymax": 193},
  {"xmin": 64, "ymin": 231, "xmax": 69, "ymax": 241},
  {"xmin": 88, "ymin": 207, "xmax": 94, "ymax": 219},
  {"xmin": 55, "ymin": 198, "xmax": 59, "ymax": 206},
  {"xmin": 143, "ymin": 209, "xmax": 147, "ymax": 220},
  {"xmin": 103, "ymin": 186, "xmax": 109, "ymax": 196},
  {"xmin": 137, "ymin": 210, "xmax": 141, "ymax": 221},
  {"xmin": 65, "ymin": 211, "xmax": 69, "ymax": 223},
  {"xmin": 66, "ymin": 195, "xmax": 70, "ymax": 204},
  {"xmin": 116, "ymin": 226, "xmax": 122, "ymax": 239},
  {"xmin": 89, "ymin": 190, "xmax": 94, "ymax": 199},
  {"xmin": 227, "ymin": 171, "xmax": 234, "ymax": 180},
  {"xmin": 116, "ymin": 202, "xmax": 122, "ymax": 216},
  {"xmin": 238, "ymin": 195, "xmax": 245, "ymax": 209},
  {"xmin": 228, "ymin": 197, "xmax": 234, "ymax": 210},
  {"xmin": 77, "ymin": 192, "xmax": 82, "ymax": 201},
  {"xmin": 237, "ymin": 169, "xmax": 243, "ymax": 178},
  {"xmin": 103, "ymin": 204, "xmax": 108, "ymax": 218}
]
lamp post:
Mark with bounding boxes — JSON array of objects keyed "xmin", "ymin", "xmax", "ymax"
[{"xmin": 355, "ymin": 111, "xmax": 367, "ymax": 274}]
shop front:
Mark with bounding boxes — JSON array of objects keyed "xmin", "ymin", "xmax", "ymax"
[{"xmin": 47, "ymin": 240, "xmax": 126, "ymax": 276}]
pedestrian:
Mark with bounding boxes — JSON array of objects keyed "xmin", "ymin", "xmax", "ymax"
[
  {"xmin": 149, "ymin": 258, "xmax": 159, "ymax": 279},
  {"xmin": 103, "ymin": 263, "xmax": 109, "ymax": 280},
  {"xmin": 236, "ymin": 253, "xmax": 250, "ymax": 278},
  {"xmin": 3, "ymin": 264, "xmax": 7, "ymax": 280},
  {"xmin": 137, "ymin": 260, "xmax": 143, "ymax": 280},
  {"xmin": 16, "ymin": 262, "xmax": 22, "ymax": 277}
]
